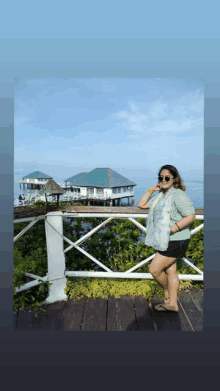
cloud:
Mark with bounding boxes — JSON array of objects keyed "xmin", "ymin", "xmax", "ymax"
[
  {"xmin": 174, "ymin": 89, "xmax": 204, "ymax": 114},
  {"xmin": 147, "ymin": 101, "xmax": 168, "ymax": 119},
  {"xmin": 112, "ymin": 99, "xmax": 170, "ymax": 135},
  {"xmin": 148, "ymin": 117, "xmax": 203, "ymax": 134},
  {"xmin": 112, "ymin": 92, "xmax": 203, "ymax": 137},
  {"xmin": 112, "ymin": 101, "xmax": 150, "ymax": 134}
]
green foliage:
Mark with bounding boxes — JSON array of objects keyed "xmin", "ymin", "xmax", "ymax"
[
  {"xmin": 14, "ymin": 217, "xmax": 52, "ymax": 316},
  {"xmin": 14, "ymin": 206, "xmax": 203, "ymax": 316},
  {"xmin": 176, "ymin": 219, "xmax": 204, "ymax": 290},
  {"xmin": 65, "ymin": 274, "xmax": 153, "ymax": 301},
  {"xmin": 13, "ymin": 246, "xmax": 52, "ymax": 317}
]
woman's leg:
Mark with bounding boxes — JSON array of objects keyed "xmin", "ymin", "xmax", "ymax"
[
  {"xmin": 149, "ymin": 253, "xmax": 178, "ymax": 310},
  {"xmin": 166, "ymin": 267, "xmax": 179, "ymax": 310},
  {"xmin": 164, "ymin": 262, "xmax": 178, "ymax": 303}
]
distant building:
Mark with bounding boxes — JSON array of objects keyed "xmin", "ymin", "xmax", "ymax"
[
  {"xmin": 64, "ymin": 168, "xmax": 137, "ymax": 206},
  {"xmin": 19, "ymin": 167, "xmax": 137, "ymax": 206},
  {"xmin": 19, "ymin": 171, "xmax": 53, "ymax": 190}
]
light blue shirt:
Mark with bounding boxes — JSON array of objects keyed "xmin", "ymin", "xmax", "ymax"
[{"xmin": 148, "ymin": 189, "xmax": 195, "ymax": 241}]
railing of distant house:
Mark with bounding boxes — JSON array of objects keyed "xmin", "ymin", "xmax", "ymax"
[
  {"xmin": 14, "ymin": 190, "xmax": 134, "ymax": 207},
  {"xmin": 14, "ymin": 208, "xmax": 204, "ymax": 305},
  {"xmin": 14, "ymin": 200, "xmax": 35, "ymax": 207},
  {"xmin": 20, "ymin": 179, "xmax": 48, "ymax": 184}
]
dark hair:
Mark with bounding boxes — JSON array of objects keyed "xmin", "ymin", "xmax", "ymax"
[{"xmin": 158, "ymin": 164, "xmax": 186, "ymax": 191}]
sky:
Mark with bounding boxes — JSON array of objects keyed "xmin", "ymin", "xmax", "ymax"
[{"xmin": 14, "ymin": 77, "xmax": 204, "ymax": 186}]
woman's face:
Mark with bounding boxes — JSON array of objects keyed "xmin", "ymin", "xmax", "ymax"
[{"xmin": 158, "ymin": 169, "xmax": 174, "ymax": 193}]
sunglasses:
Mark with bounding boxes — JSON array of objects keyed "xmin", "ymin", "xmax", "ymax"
[{"xmin": 158, "ymin": 176, "xmax": 173, "ymax": 182}]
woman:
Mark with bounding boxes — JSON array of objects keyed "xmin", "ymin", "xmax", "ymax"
[{"xmin": 137, "ymin": 165, "xmax": 196, "ymax": 312}]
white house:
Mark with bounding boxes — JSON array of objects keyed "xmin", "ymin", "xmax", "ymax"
[
  {"xmin": 18, "ymin": 168, "xmax": 137, "ymax": 206},
  {"xmin": 64, "ymin": 167, "xmax": 136, "ymax": 206}
]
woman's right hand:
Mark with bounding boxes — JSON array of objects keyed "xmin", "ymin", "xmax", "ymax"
[{"xmin": 150, "ymin": 183, "xmax": 162, "ymax": 192}]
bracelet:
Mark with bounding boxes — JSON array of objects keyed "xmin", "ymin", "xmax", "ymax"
[
  {"xmin": 170, "ymin": 223, "xmax": 180, "ymax": 235},
  {"xmin": 176, "ymin": 223, "xmax": 181, "ymax": 231},
  {"xmin": 148, "ymin": 188, "xmax": 153, "ymax": 194}
]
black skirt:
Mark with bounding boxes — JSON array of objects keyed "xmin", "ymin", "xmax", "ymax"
[{"xmin": 157, "ymin": 239, "xmax": 190, "ymax": 258}]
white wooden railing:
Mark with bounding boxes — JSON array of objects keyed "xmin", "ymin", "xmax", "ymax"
[
  {"xmin": 19, "ymin": 179, "xmax": 48, "ymax": 184},
  {"xmin": 14, "ymin": 211, "xmax": 204, "ymax": 305}
]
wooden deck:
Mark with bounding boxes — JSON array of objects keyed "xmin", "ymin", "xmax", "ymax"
[
  {"xmin": 13, "ymin": 288, "xmax": 203, "ymax": 331},
  {"xmin": 13, "ymin": 205, "xmax": 203, "ymax": 331}
]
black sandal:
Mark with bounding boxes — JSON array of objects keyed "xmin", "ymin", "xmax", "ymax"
[{"xmin": 154, "ymin": 304, "xmax": 179, "ymax": 312}]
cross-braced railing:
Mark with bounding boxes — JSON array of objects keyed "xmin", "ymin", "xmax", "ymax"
[{"xmin": 14, "ymin": 210, "xmax": 204, "ymax": 305}]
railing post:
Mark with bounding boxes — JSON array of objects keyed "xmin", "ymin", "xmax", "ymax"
[{"xmin": 44, "ymin": 211, "xmax": 68, "ymax": 304}]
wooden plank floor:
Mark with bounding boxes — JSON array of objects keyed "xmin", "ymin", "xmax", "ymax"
[
  {"xmin": 150, "ymin": 288, "xmax": 203, "ymax": 331},
  {"xmin": 13, "ymin": 288, "xmax": 203, "ymax": 331}
]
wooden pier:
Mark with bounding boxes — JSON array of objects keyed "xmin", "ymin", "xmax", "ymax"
[{"xmin": 13, "ymin": 288, "xmax": 203, "ymax": 331}]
